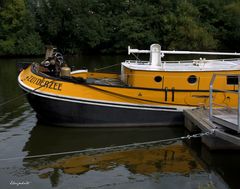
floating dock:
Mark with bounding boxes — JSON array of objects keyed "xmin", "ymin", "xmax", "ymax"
[
  {"xmin": 184, "ymin": 108, "xmax": 240, "ymax": 150},
  {"xmin": 184, "ymin": 74, "xmax": 240, "ymax": 150}
]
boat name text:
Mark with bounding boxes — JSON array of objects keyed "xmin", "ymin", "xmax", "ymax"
[{"xmin": 25, "ymin": 76, "xmax": 62, "ymax": 91}]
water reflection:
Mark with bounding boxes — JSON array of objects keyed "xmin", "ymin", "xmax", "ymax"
[
  {"xmin": 0, "ymin": 59, "xmax": 24, "ymax": 116},
  {"xmin": 23, "ymin": 123, "xmax": 184, "ymax": 155},
  {"xmin": 23, "ymin": 124, "xmax": 212, "ymax": 188},
  {"xmin": 21, "ymin": 123, "xmax": 240, "ymax": 189},
  {"xmin": 35, "ymin": 144, "xmax": 203, "ymax": 175},
  {"xmin": 188, "ymin": 140, "xmax": 240, "ymax": 189}
]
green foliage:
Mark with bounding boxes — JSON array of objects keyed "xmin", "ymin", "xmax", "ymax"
[
  {"xmin": 0, "ymin": 0, "xmax": 44, "ymax": 56},
  {"xmin": 0, "ymin": 0, "xmax": 239, "ymax": 56},
  {"xmin": 221, "ymin": 2, "xmax": 240, "ymax": 50},
  {"xmin": 166, "ymin": 1, "xmax": 217, "ymax": 50}
]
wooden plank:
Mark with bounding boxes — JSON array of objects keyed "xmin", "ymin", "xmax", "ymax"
[
  {"xmin": 212, "ymin": 115, "xmax": 238, "ymax": 131},
  {"xmin": 214, "ymin": 130, "xmax": 240, "ymax": 146},
  {"xmin": 183, "ymin": 109, "xmax": 216, "ymax": 132}
]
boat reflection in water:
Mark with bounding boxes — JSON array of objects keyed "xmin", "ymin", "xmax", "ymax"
[
  {"xmin": 35, "ymin": 144, "xmax": 202, "ymax": 175},
  {"xmin": 22, "ymin": 124, "xmax": 227, "ymax": 189}
]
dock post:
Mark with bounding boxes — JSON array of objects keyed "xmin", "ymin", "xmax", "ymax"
[{"xmin": 184, "ymin": 114, "xmax": 201, "ymax": 133}]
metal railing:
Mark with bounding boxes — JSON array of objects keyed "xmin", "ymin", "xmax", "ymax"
[
  {"xmin": 124, "ymin": 58, "xmax": 240, "ymax": 66},
  {"xmin": 209, "ymin": 74, "xmax": 240, "ymax": 133},
  {"xmin": 124, "ymin": 60, "xmax": 150, "ymax": 65}
]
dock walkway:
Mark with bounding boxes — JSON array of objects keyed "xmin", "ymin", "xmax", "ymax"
[
  {"xmin": 212, "ymin": 110, "xmax": 239, "ymax": 131},
  {"xmin": 184, "ymin": 108, "xmax": 240, "ymax": 149}
]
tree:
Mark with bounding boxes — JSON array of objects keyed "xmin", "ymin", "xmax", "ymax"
[
  {"xmin": 0, "ymin": 0, "xmax": 44, "ymax": 56},
  {"xmin": 164, "ymin": 1, "xmax": 218, "ymax": 50},
  {"xmin": 1, "ymin": 0, "xmax": 240, "ymax": 55},
  {"xmin": 221, "ymin": 2, "xmax": 240, "ymax": 50}
]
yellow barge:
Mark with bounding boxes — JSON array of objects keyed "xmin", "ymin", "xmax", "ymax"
[{"xmin": 18, "ymin": 44, "xmax": 240, "ymax": 127}]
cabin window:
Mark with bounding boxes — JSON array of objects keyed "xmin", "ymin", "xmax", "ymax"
[
  {"xmin": 187, "ymin": 75, "xmax": 197, "ymax": 84},
  {"xmin": 227, "ymin": 76, "xmax": 238, "ymax": 85},
  {"xmin": 154, "ymin": 76, "xmax": 162, "ymax": 82}
]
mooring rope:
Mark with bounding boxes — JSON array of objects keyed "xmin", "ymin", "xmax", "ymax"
[
  {"xmin": 0, "ymin": 131, "xmax": 214, "ymax": 161},
  {"xmin": 0, "ymin": 93, "xmax": 28, "ymax": 107},
  {"xmin": 0, "ymin": 85, "xmax": 43, "ymax": 107},
  {"xmin": 94, "ymin": 63, "xmax": 121, "ymax": 72}
]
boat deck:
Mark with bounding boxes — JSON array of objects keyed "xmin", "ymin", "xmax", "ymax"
[
  {"xmin": 86, "ymin": 78, "xmax": 127, "ymax": 87},
  {"xmin": 122, "ymin": 58, "xmax": 240, "ymax": 71}
]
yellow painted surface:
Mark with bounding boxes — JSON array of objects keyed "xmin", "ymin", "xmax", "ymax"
[
  {"xmin": 19, "ymin": 65, "xmax": 239, "ymax": 108},
  {"xmin": 36, "ymin": 144, "xmax": 203, "ymax": 176},
  {"xmin": 122, "ymin": 66, "xmax": 240, "ymax": 91}
]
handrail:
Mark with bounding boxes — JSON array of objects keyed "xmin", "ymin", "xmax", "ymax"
[
  {"xmin": 124, "ymin": 58, "xmax": 240, "ymax": 65},
  {"xmin": 209, "ymin": 74, "xmax": 240, "ymax": 133}
]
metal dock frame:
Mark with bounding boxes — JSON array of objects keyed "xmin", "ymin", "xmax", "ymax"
[
  {"xmin": 209, "ymin": 74, "xmax": 240, "ymax": 133},
  {"xmin": 184, "ymin": 73, "xmax": 240, "ymax": 150}
]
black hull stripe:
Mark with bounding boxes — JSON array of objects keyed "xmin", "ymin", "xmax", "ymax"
[{"xmin": 29, "ymin": 94, "xmax": 184, "ymax": 127}]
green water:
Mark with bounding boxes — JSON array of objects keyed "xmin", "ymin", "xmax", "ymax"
[{"xmin": 0, "ymin": 56, "xmax": 240, "ymax": 189}]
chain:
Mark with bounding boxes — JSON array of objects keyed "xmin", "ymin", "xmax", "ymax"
[
  {"xmin": 180, "ymin": 130, "xmax": 214, "ymax": 140},
  {"xmin": 0, "ymin": 131, "xmax": 214, "ymax": 161}
]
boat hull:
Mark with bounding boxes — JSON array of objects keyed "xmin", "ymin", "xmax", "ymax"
[{"xmin": 26, "ymin": 92, "xmax": 184, "ymax": 127}]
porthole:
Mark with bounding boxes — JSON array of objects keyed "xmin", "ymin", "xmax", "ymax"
[
  {"xmin": 187, "ymin": 75, "xmax": 197, "ymax": 84},
  {"xmin": 154, "ymin": 76, "xmax": 162, "ymax": 82}
]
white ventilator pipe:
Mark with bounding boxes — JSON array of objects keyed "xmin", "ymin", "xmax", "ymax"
[{"xmin": 150, "ymin": 44, "xmax": 161, "ymax": 66}]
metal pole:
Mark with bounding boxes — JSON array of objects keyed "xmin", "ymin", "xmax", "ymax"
[
  {"xmin": 238, "ymin": 75, "xmax": 240, "ymax": 133},
  {"xmin": 161, "ymin": 50, "xmax": 240, "ymax": 56},
  {"xmin": 209, "ymin": 74, "xmax": 216, "ymax": 121},
  {"xmin": 127, "ymin": 45, "xmax": 240, "ymax": 56}
]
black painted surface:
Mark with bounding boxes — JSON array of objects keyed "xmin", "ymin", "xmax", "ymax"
[{"xmin": 27, "ymin": 93, "xmax": 184, "ymax": 127}]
